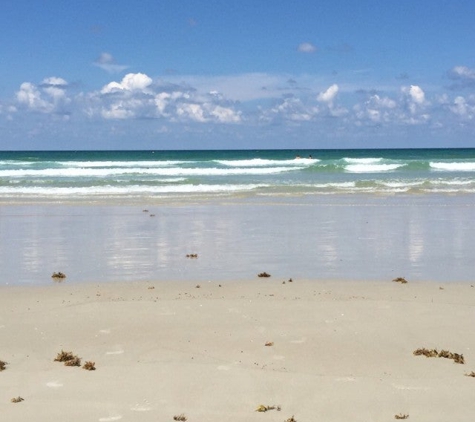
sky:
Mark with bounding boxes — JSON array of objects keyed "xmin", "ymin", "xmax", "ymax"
[{"xmin": 1, "ymin": 0, "xmax": 475, "ymax": 150}]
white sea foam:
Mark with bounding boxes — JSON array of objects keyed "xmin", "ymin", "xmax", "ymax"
[
  {"xmin": 345, "ymin": 163, "xmax": 403, "ymax": 173},
  {"xmin": 0, "ymin": 184, "xmax": 268, "ymax": 196},
  {"xmin": 216, "ymin": 158, "xmax": 318, "ymax": 167},
  {"xmin": 343, "ymin": 157, "xmax": 382, "ymax": 164},
  {"xmin": 0, "ymin": 166, "xmax": 298, "ymax": 178},
  {"xmin": 60, "ymin": 160, "xmax": 185, "ymax": 168},
  {"xmin": 430, "ymin": 162, "xmax": 475, "ymax": 171}
]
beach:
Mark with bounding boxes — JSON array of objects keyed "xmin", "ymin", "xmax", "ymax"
[
  {"xmin": 1, "ymin": 278, "xmax": 475, "ymax": 422},
  {"xmin": 1, "ymin": 149, "xmax": 475, "ymax": 420}
]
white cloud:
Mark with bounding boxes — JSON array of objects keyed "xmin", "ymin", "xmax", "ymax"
[
  {"xmin": 408, "ymin": 85, "xmax": 425, "ymax": 104},
  {"xmin": 449, "ymin": 96, "xmax": 475, "ymax": 119},
  {"xmin": 101, "ymin": 73, "xmax": 153, "ymax": 94},
  {"xmin": 317, "ymin": 84, "xmax": 339, "ymax": 103},
  {"xmin": 16, "ymin": 77, "xmax": 70, "ymax": 113},
  {"xmin": 93, "ymin": 52, "xmax": 129, "ymax": 73},
  {"xmin": 297, "ymin": 42, "xmax": 317, "ymax": 53},
  {"xmin": 449, "ymin": 66, "xmax": 475, "ymax": 80}
]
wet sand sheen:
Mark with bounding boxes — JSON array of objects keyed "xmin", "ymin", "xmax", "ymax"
[{"xmin": 1, "ymin": 194, "xmax": 475, "ymax": 285}]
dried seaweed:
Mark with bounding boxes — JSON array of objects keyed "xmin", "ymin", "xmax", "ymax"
[
  {"xmin": 413, "ymin": 348, "xmax": 465, "ymax": 364},
  {"xmin": 83, "ymin": 361, "xmax": 96, "ymax": 371},
  {"xmin": 393, "ymin": 277, "xmax": 408, "ymax": 284},
  {"xmin": 255, "ymin": 404, "xmax": 281, "ymax": 412},
  {"xmin": 51, "ymin": 271, "xmax": 66, "ymax": 280}
]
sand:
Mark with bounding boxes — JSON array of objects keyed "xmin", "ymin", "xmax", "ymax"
[{"xmin": 1, "ymin": 278, "xmax": 475, "ymax": 422}]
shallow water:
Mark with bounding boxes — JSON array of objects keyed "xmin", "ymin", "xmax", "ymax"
[{"xmin": 1, "ymin": 194, "xmax": 474, "ymax": 285}]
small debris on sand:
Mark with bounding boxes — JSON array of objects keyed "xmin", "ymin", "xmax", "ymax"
[
  {"xmin": 258, "ymin": 272, "xmax": 271, "ymax": 278},
  {"xmin": 255, "ymin": 404, "xmax": 281, "ymax": 412},
  {"xmin": 395, "ymin": 414, "xmax": 409, "ymax": 420},
  {"xmin": 11, "ymin": 397, "xmax": 24, "ymax": 403},
  {"xmin": 265, "ymin": 341, "xmax": 274, "ymax": 347},
  {"xmin": 52, "ymin": 271, "xmax": 66, "ymax": 280},
  {"xmin": 393, "ymin": 277, "xmax": 407, "ymax": 284},
  {"xmin": 186, "ymin": 254, "xmax": 198, "ymax": 258},
  {"xmin": 83, "ymin": 361, "xmax": 96, "ymax": 371},
  {"xmin": 173, "ymin": 414, "xmax": 187, "ymax": 421},
  {"xmin": 465, "ymin": 371, "xmax": 475, "ymax": 377},
  {"xmin": 0, "ymin": 360, "xmax": 7, "ymax": 371}
]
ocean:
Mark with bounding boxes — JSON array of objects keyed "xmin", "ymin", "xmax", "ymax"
[{"xmin": 1, "ymin": 148, "xmax": 475, "ymax": 203}]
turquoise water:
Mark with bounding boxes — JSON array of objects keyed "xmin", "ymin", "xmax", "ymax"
[{"xmin": 1, "ymin": 149, "xmax": 475, "ymax": 202}]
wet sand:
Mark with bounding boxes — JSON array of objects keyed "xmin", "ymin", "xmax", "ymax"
[
  {"xmin": 1, "ymin": 279, "xmax": 474, "ymax": 422},
  {"xmin": 1, "ymin": 194, "xmax": 475, "ymax": 285}
]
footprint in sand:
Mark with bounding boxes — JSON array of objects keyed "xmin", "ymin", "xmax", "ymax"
[
  {"xmin": 46, "ymin": 381, "xmax": 63, "ymax": 388},
  {"xmin": 105, "ymin": 349, "xmax": 124, "ymax": 355},
  {"xmin": 99, "ymin": 416, "xmax": 122, "ymax": 422}
]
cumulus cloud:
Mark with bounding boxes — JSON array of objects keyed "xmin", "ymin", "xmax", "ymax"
[
  {"xmin": 400, "ymin": 85, "xmax": 429, "ymax": 122},
  {"xmin": 448, "ymin": 95, "xmax": 475, "ymax": 120},
  {"xmin": 317, "ymin": 84, "xmax": 339, "ymax": 103},
  {"xmin": 90, "ymin": 72, "xmax": 242, "ymax": 123},
  {"xmin": 16, "ymin": 77, "xmax": 70, "ymax": 113},
  {"xmin": 297, "ymin": 42, "xmax": 317, "ymax": 53},
  {"xmin": 447, "ymin": 65, "xmax": 475, "ymax": 89},
  {"xmin": 101, "ymin": 73, "xmax": 153, "ymax": 93},
  {"xmin": 353, "ymin": 94, "xmax": 397, "ymax": 124},
  {"xmin": 93, "ymin": 52, "xmax": 129, "ymax": 74}
]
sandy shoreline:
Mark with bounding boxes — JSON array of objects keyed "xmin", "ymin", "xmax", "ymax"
[{"xmin": 1, "ymin": 278, "xmax": 474, "ymax": 421}]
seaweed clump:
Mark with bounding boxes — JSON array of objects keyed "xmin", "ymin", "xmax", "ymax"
[
  {"xmin": 54, "ymin": 350, "xmax": 81, "ymax": 367},
  {"xmin": 258, "ymin": 272, "xmax": 271, "ymax": 278},
  {"xmin": 393, "ymin": 277, "xmax": 408, "ymax": 284},
  {"xmin": 413, "ymin": 348, "xmax": 465, "ymax": 364},
  {"xmin": 83, "ymin": 361, "xmax": 96, "ymax": 371},
  {"xmin": 52, "ymin": 272, "xmax": 66, "ymax": 280}
]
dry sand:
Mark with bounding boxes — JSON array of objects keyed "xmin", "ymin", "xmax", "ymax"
[{"xmin": 1, "ymin": 278, "xmax": 474, "ymax": 422}]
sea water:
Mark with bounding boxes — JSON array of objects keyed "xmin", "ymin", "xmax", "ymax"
[{"xmin": 1, "ymin": 148, "xmax": 475, "ymax": 202}]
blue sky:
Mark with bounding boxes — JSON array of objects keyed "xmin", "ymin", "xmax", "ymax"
[{"xmin": 1, "ymin": 0, "xmax": 475, "ymax": 150}]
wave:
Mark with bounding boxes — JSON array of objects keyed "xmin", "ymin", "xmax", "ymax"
[
  {"xmin": 344, "ymin": 163, "xmax": 404, "ymax": 173},
  {"xmin": 59, "ymin": 160, "xmax": 186, "ymax": 168},
  {"xmin": 430, "ymin": 162, "xmax": 475, "ymax": 172},
  {"xmin": 0, "ymin": 166, "xmax": 300, "ymax": 178},
  {"xmin": 215, "ymin": 158, "xmax": 318, "ymax": 167},
  {"xmin": 343, "ymin": 157, "xmax": 382, "ymax": 164},
  {"xmin": 0, "ymin": 183, "xmax": 268, "ymax": 196}
]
